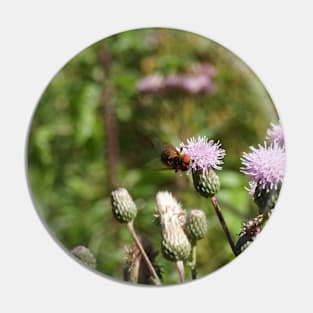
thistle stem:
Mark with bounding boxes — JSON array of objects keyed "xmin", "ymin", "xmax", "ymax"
[
  {"xmin": 175, "ymin": 260, "xmax": 185, "ymax": 283},
  {"xmin": 190, "ymin": 245, "xmax": 197, "ymax": 280},
  {"xmin": 127, "ymin": 223, "xmax": 161, "ymax": 285},
  {"xmin": 210, "ymin": 196, "xmax": 238, "ymax": 256}
]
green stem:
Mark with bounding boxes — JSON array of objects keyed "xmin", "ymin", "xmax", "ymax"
[
  {"xmin": 190, "ymin": 245, "xmax": 197, "ymax": 280},
  {"xmin": 127, "ymin": 222, "xmax": 161, "ymax": 285}
]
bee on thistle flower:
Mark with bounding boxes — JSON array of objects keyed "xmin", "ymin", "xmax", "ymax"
[
  {"xmin": 160, "ymin": 146, "xmax": 191, "ymax": 172},
  {"xmin": 180, "ymin": 136, "xmax": 225, "ymax": 173},
  {"xmin": 179, "ymin": 136, "xmax": 226, "ymax": 197}
]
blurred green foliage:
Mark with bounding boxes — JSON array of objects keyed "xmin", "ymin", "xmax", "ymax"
[{"xmin": 27, "ymin": 28, "xmax": 279, "ymax": 284}]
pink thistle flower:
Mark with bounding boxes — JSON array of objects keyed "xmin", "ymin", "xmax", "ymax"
[
  {"xmin": 266, "ymin": 123, "xmax": 285, "ymax": 147},
  {"xmin": 240, "ymin": 143, "xmax": 286, "ymax": 192},
  {"xmin": 180, "ymin": 136, "xmax": 225, "ymax": 172}
]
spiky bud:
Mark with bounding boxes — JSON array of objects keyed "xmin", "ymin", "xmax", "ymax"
[
  {"xmin": 161, "ymin": 220, "xmax": 192, "ymax": 261},
  {"xmin": 111, "ymin": 188, "xmax": 137, "ymax": 223},
  {"xmin": 235, "ymin": 214, "xmax": 264, "ymax": 253},
  {"xmin": 254, "ymin": 184, "xmax": 281, "ymax": 214},
  {"xmin": 184, "ymin": 209, "xmax": 208, "ymax": 243},
  {"xmin": 192, "ymin": 168, "xmax": 220, "ymax": 197},
  {"xmin": 71, "ymin": 246, "xmax": 96, "ymax": 269},
  {"xmin": 156, "ymin": 191, "xmax": 191, "ymax": 261}
]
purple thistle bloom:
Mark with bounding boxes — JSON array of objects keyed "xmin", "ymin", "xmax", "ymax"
[
  {"xmin": 180, "ymin": 136, "xmax": 225, "ymax": 172},
  {"xmin": 240, "ymin": 143, "xmax": 286, "ymax": 192},
  {"xmin": 266, "ymin": 123, "xmax": 285, "ymax": 147}
]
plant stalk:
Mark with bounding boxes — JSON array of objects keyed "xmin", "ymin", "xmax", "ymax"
[
  {"xmin": 210, "ymin": 196, "xmax": 238, "ymax": 256},
  {"xmin": 127, "ymin": 222, "xmax": 161, "ymax": 285},
  {"xmin": 175, "ymin": 260, "xmax": 185, "ymax": 283},
  {"xmin": 190, "ymin": 245, "xmax": 197, "ymax": 280}
]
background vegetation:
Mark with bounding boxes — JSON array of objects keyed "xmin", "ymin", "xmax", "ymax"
[{"xmin": 27, "ymin": 28, "xmax": 279, "ymax": 285}]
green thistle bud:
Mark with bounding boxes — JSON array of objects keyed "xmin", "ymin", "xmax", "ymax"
[
  {"xmin": 111, "ymin": 188, "xmax": 137, "ymax": 223},
  {"xmin": 192, "ymin": 168, "xmax": 220, "ymax": 198},
  {"xmin": 254, "ymin": 184, "xmax": 281, "ymax": 214},
  {"xmin": 184, "ymin": 209, "xmax": 208, "ymax": 243},
  {"xmin": 71, "ymin": 246, "xmax": 96, "ymax": 269},
  {"xmin": 161, "ymin": 220, "xmax": 191, "ymax": 262},
  {"xmin": 235, "ymin": 214, "xmax": 264, "ymax": 253},
  {"xmin": 156, "ymin": 191, "xmax": 191, "ymax": 261}
]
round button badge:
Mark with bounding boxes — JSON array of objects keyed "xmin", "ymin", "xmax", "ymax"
[{"xmin": 27, "ymin": 28, "xmax": 285, "ymax": 286}]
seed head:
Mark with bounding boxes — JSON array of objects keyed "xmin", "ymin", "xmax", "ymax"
[
  {"xmin": 156, "ymin": 191, "xmax": 191, "ymax": 261},
  {"xmin": 124, "ymin": 236, "xmax": 162, "ymax": 285}
]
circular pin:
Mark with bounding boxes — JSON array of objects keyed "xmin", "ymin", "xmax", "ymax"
[{"xmin": 27, "ymin": 28, "xmax": 285, "ymax": 286}]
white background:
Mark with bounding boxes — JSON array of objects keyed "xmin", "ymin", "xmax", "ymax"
[{"xmin": 1, "ymin": 1, "xmax": 312, "ymax": 312}]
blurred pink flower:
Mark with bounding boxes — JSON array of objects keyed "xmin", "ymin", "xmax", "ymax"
[
  {"xmin": 136, "ymin": 74, "xmax": 164, "ymax": 93},
  {"xmin": 137, "ymin": 63, "xmax": 215, "ymax": 95},
  {"xmin": 180, "ymin": 75, "xmax": 213, "ymax": 94},
  {"xmin": 188, "ymin": 63, "xmax": 216, "ymax": 77}
]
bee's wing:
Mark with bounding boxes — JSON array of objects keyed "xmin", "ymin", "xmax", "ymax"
[
  {"xmin": 142, "ymin": 138, "xmax": 180, "ymax": 171},
  {"xmin": 142, "ymin": 157, "xmax": 175, "ymax": 172},
  {"xmin": 143, "ymin": 157, "xmax": 162, "ymax": 169}
]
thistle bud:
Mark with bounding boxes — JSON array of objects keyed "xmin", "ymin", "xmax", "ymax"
[
  {"xmin": 161, "ymin": 221, "xmax": 191, "ymax": 262},
  {"xmin": 156, "ymin": 191, "xmax": 191, "ymax": 261},
  {"xmin": 192, "ymin": 168, "xmax": 220, "ymax": 198},
  {"xmin": 71, "ymin": 246, "xmax": 96, "ymax": 269},
  {"xmin": 184, "ymin": 209, "xmax": 208, "ymax": 243},
  {"xmin": 235, "ymin": 214, "xmax": 264, "ymax": 253},
  {"xmin": 111, "ymin": 188, "xmax": 137, "ymax": 223}
]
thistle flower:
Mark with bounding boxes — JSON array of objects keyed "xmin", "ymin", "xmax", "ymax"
[
  {"xmin": 181, "ymin": 136, "xmax": 225, "ymax": 197},
  {"xmin": 156, "ymin": 191, "xmax": 191, "ymax": 261},
  {"xmin": 241, "ymin": 143, "xmax": 286, "ymax": 193},
  {"xmin": 266, "ymin": 123, "xmax": 285, "ymax": 147},
  {"xmin": 180, "ymin": 136, "xmax": 225, "ymax": 172},
  {"xmin": 241, "ymin": 143, "xmax": 285, "ymax": 213},
  {"xmin": 111, "ymin": 188, "xmax": 137, "ymax": 224}
]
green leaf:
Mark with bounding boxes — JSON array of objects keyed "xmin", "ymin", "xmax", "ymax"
[{"xmin": 75, "ymin": 83, "xmax": 101, "ymax": 145}]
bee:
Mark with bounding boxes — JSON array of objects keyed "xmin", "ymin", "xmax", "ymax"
[{"xmin": 160, "ymin": 146, "xmax": 191, "ymax": 172}]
